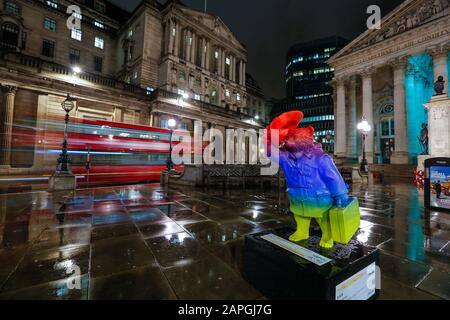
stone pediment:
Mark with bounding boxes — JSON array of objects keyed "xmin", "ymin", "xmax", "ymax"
[
  {"xmin": 330, "ymin": 0, "xmax": 450, "ymax": 61},
  {"xmin": 175, "ymin": 5, "xmax": 245, "ymax": 50}
]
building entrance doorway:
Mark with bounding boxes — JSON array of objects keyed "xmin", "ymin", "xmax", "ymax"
[{"xmin": 379, "ymin": 117, "xmax": 395, "ymax": 164}]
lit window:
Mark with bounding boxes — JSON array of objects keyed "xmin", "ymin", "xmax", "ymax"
[
  {"xmin": 178, "ymin": 89, "xmax": 185, "ymax": 96},
  {"xmin": 46, "ymin": 1, "xmax": 57, "ymax": 9},
  {"xmin": 194, "ymin": 94, "xmax": 201, "ymax": 101},
  {"xmin": 73, "ymin": 12, "xmax": 82, "ymax": 21},
  {"xmin": 43, "ymin": 17, "xmax": 56, "ymax": 31},
  {"xmin": 71, "ymin": 28, "xmax": 82, "ymax": 41},
  {"xmin": 128, "ymin": 29, "xmax": 133, "ymax": 38},
  {"xmin": 214, "ymin": 51, "xmax": 219, "ymax": 59},
  {"xmin": 226, "ymin": 57, "xmax": 230, "ymax": 65},
  {"xmin": 236, "ymin": 93, "xmax": 241, "ymax": 101},
  {"xmin": 133, "ymin": 71, "xmax": 138, "ymax": 79},
  {"xmin": 172, "ymin": 27, "xmax": 176, "ymax": 37},
  {"xmin": 94, "ymin": 36, "xmax": 104, "ymax": 49},
  {"xmin": 225, "ymin": 89, "xmax": 230, "ymax": 97},
  {"xmin": 94, "ymin": 20, "xmax": 104, "ymax": 29},
  {"xmin": 5, "ymin": 1, "xmax": 21, "ymax": 16}
]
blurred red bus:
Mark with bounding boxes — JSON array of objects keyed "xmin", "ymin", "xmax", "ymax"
[{"xmin": 11, "ymin": 117, "xmax": 191, "ymax": 186}]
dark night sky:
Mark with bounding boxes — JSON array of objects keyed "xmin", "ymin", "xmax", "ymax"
[{"xmin": 110, "ymin": 0, "xmax": 404, "ymax": 98}]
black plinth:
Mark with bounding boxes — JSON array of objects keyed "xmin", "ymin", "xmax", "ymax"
[{"xmin": 243, "ymin": 227, "xmax": 380, "ymax": 300}]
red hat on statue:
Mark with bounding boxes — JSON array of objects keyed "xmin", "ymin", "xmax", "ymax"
[{"xmin": 266, "ymin": 110, "xmax": 304, "ymax": 144}]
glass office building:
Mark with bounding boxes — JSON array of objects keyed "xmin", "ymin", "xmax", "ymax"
[{"xmin": 272, "ymin": 36, "xmax": 348, "ymax": 153}]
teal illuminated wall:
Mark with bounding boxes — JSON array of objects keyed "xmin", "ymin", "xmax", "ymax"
[
  {"xmin": 448, "ymin": 52, "xmax": 450, "ymax": 97},
  {"xmin": 405, "ymin": 53, "xmax": 434, "ymax": 162}
]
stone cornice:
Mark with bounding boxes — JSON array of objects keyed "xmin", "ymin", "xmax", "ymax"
[
  {"xmin": 152, "ymin": 101, "xmax": 260, "ymax": 130},
  {"xmin": 359, "ymin": 67, "xmax": 376, "ymax": 78},
  {"xmin": 1, "ymin": 84, "xmax": 18, "ymax": 94},
  {"xmin": 331, "ymin": 15, "xmax": 449, "ymax": 77},
  {"xmin": 0, "ymin": 68, "xmax": 150, "ymax": 110},
  {"xmin": 426, "ymin": 41, "xmax": 450, "ymax": 57},
  {"xmin": 164, "ymin": 8, "xmax": 247, "ymax": 59},
  {"xmin": 387, "ymin": 56, "xmax": 409, "ymax": 69},
  {"xmin": 331, "ymin": 0, "xmax": 449, "ymax": 61}
]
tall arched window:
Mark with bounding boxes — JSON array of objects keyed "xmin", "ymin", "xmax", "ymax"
[{"xmin": 1, "ymin": 23, "xmax": 19, "ymax": 47}]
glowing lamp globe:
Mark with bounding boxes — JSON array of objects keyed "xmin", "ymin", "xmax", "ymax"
[
  {"xmin": 168, "ymin": 119, "xmax": 177, "ymax": 128},
  {"xmin": 357, "ymin": 120, "xmax": 371, "ymax": 133},
  {"xmin": 61, "ymin": 94, "xmax": 76, "ymax": 113}
]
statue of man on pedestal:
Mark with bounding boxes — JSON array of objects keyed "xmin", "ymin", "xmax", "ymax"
[{"xmin": 434, "ymin": 75, "xmax": 445, "ymax": 96}]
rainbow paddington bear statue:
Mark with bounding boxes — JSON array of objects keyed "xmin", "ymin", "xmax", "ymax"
[{"xmin": 267, "ymin": 111, "xmax": 360, "ymax": 249}]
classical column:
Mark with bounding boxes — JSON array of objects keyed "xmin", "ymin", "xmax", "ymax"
[
  {"xmin": 242, "ymin": 62, "xmax": 247, "ymax": 85},
  {"xmin": 231, "ymin": 56, "xmax": 236, "ymax": 82},
  {"xmin": 164, "ymin": 20, "xmax": 169, "ymax": 54},
  {"xmin": 168, "ymin": 19, "xmax": 175, "ymax": 55},
  {"xmin": 174, "ymin": 22, "xmax": 180, "ymax": 57},
  {"xmin": 390, "ymin": 57, "xmax": 409, "ymax": 164},
  {"xmin": 190, "ymin": 32, "xmax": 196, "ymax": 64},
  {"xmin": 240, "ymin": 60, "xmax": 244, "ymax": 85},
  {"xmin": 149, "ymin": 113, "xmax": 154, "ymax": 128},
  {"xmin": 200, "ymin": 38, "xmax": 206, "ymax": 68},
  {"xmin": 335, "ymin": 77, "xmax": 347, "ymax": 158},
  {"xmin": 346, "ymin": 76, "xmax": 358, "ymax": 160},
  {"xmin": 216, "ymin": 48, "xmax": 221, "ymax": 75},
  {"xmin": 221, "ymin": 49, "xmax": 226, "ymax": 77},
  {"xmin": 114, "ymin": 106, "xmax": 123, "ymax": 123},
  {"xmin": 0, "ymin": 85, "xmax": 17, "ymax": 166},
  {"xmin": 429, "ymin": 44, "xmax": 449, "ymax": 93},
  {"xmin": 205, "ymin": 41, "xmax": 210, "ymax": 71},
  {"xmin": 185, "ymin": 29, "xmax": 192, "ymax": 62},
  {"xmin": 361, "ymin": 68, "xmax": 375, "ymax": 164},
  {"xmin": 229, "ymin": 56, "xmax": 234, "ymax": 81},
  {"xmin": 32, "ymin": 94, "xmax": 49, "ymax": 170},
  {"xmin": 237, "ymin": 61, "xmax": 241, "ymax": 84},
  {"xmin": 152, "ymin": 112, "xmax": 161, "ymax": 128}
]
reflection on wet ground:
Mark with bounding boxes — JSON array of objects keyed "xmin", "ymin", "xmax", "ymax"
[{"xmin": 0, "ymin": 182, "xmax": 448, "ymax": 300}]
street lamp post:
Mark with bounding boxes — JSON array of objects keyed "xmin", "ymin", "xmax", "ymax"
[
  {"xmin": 49, "ymin": 93, "xmax": 77, "ymax": 192},
  {"xmin": 57, "ymin": 94, "xmax": 77, "ymax": 173},
  {"xmin": 357, "ymin": 117, "xmax": 372, "ymax": 173},
  {"xmin": 166, "ymin": 118, "xmax": 177, "ymax": 171}
]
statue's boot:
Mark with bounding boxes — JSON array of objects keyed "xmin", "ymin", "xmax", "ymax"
[
  {"xmin": 317, "ymin": 212, "xmax": 334, "ymax": 249},
  {"xmin": 289, "ymin": 215, "xmax": 311, "ymax": 242}
]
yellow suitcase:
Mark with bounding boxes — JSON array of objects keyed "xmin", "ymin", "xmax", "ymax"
[{"xmin": 329, "ymin": 197, "xmax": 361, "ymax": 244}]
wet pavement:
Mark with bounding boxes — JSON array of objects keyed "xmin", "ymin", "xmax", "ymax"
[{"xmin": 0, "ymin": 181, "xmax": 448, "ymax": 300}]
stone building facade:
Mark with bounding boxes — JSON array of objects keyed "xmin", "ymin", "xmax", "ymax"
[
  {"xmin": 329, "ymin": 0, "xmax": 449, "ymax": 166},
  {"xmin": 0, "ymin": 0, "xmax": 259, "ymax": 174},
  {"xmin": 245, "ymin": 73, "xmax": 272, "ymax": 125}
]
